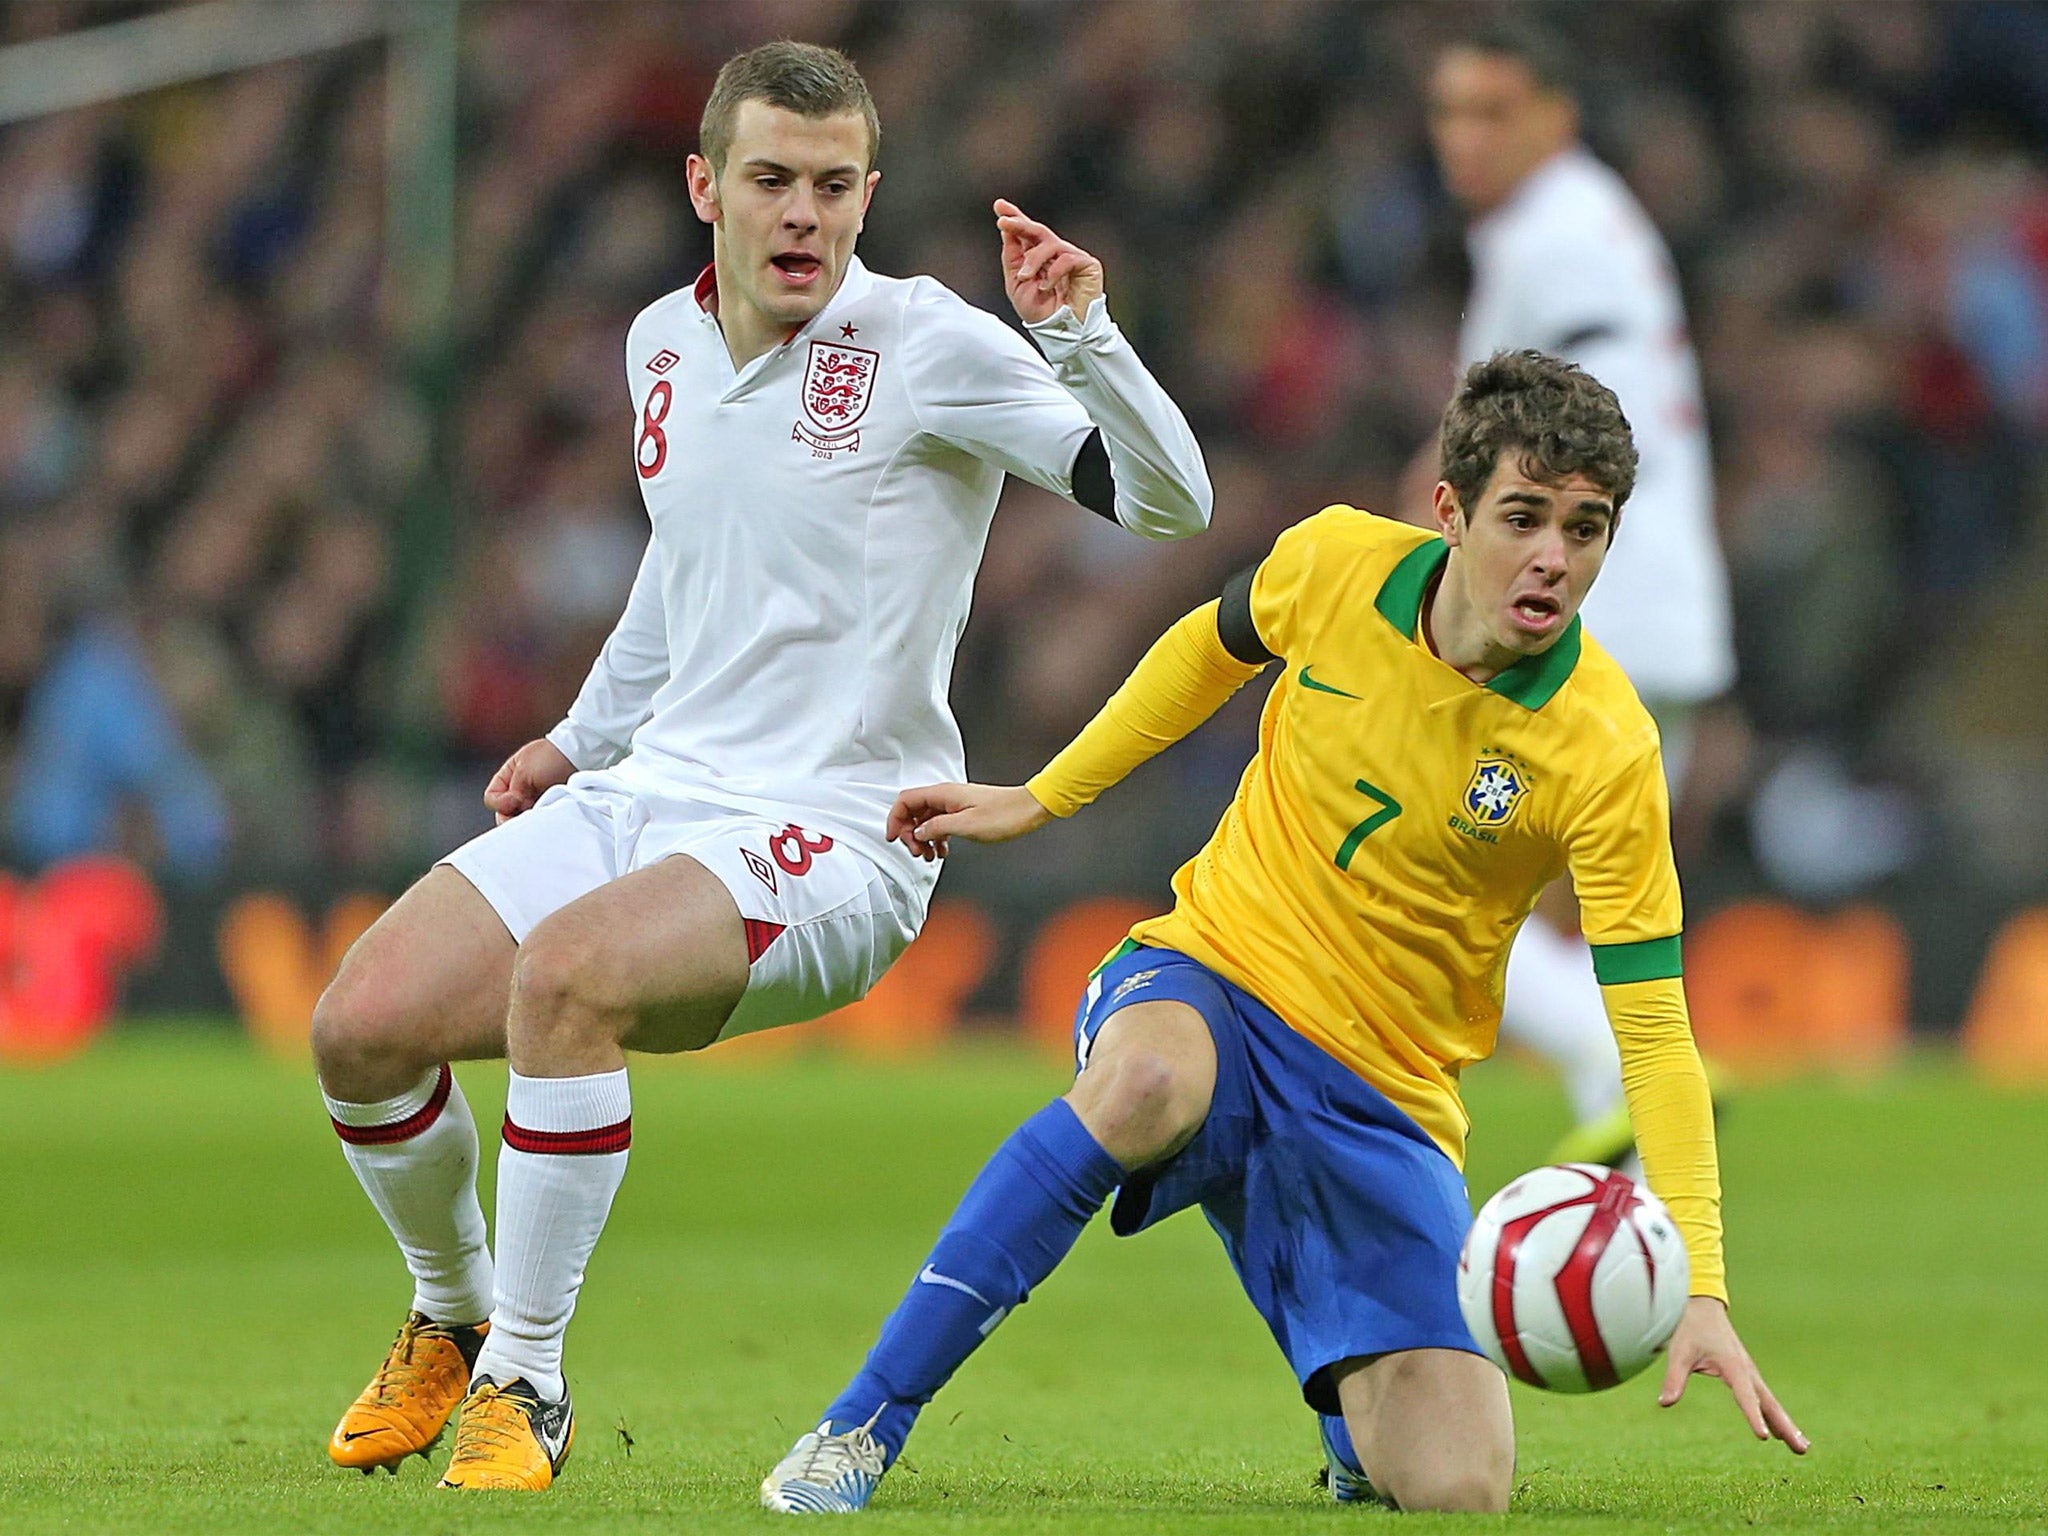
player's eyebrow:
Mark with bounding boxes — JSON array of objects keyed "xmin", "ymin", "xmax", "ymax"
[
  {"xmin": 741, "ymin": 157, "xmax": 863, "ymax": 180},
  {"xmin": 1496, "ymin": 488, "xmax": 1613, "ymax": 518}
]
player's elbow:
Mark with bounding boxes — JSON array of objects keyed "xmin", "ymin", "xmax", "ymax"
[{"xmin": 1122, "ymin": 477, "xmax": 1212, "ymax": 541}]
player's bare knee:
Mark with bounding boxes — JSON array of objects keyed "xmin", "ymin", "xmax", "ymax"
[
  {"xmin": 1069, "ymin": 1048, "xmax": 1205, "ymax": 1165},
  {"xmin": 1381, "ymin": 1459, "xmax": 1511, "ymax": 1515},
  {"xmin": 508, "ymin": 924, "xmax": 629, "ymax": 1042},
  {"xmin": 310, "ymin": 974, "xmax": 424, "ymax": 1096}
]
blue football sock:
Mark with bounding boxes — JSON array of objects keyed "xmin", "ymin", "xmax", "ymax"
[
  {"xmin": 822, "ymin": 1099, "xmax": 1125, "ymax": 1464},
  {"xmin": 1321, "ymin": 1412, "xmax": 1366, "ymax": 1476}
]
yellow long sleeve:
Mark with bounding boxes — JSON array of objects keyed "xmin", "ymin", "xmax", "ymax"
[
  {"xmin": 1601, "ymin": 976, "xmax": 1727, "ymax": 1301},
  {"xmin": 1027, "ymin": 600, "xmax": 1266, "ymax": 818}
]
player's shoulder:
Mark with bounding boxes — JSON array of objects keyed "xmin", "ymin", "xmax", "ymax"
[
  {"xmin": 1271, "ymin": 504, "xmax": 1437, "ymax": 575},
  {"xmin": 893, "ymin": 272, "xmax": 1026, "ymax": 346},
  {"xmin": 628, "ymin": 280, "xmax": 704, "ymax": 337},
  {"xmin": 1493, "ymin": 150, "xmax": 1660, "ymax": 268},
  {"xmin": 623, "ymin": 281, "xmax": 705, "ymax": 368},
  {"xmin": 1554, "ymin": 628, "xmax": 1661, "ymax": 764}
]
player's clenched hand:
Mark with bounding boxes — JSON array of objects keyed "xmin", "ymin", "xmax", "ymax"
[
  {"xmin": 1660, "ymin": 1296, "xmax": 1809, "ymax": 1454},
  {"xmin": 995, "ymin": 199, "xmax": 1104, "ymax": 325},
  {"xmin": 887, "ymin": 782, "xmax": 1052, "ymax": 861},
  {"xmin": 484, "ymin": 738, "xmax": 576, "ymax": 825}
]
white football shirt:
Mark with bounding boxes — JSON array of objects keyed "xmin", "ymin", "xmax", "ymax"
[
  {"xmin": 1460, "ymin": 146, "xmax": 1735, "ymax": 702},
  {"xmin": 545, "ymin": 257, "xmax": 1211, "ymax": 909}
]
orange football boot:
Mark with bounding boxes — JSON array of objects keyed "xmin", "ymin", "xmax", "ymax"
[
  {"xmin": 329, "ymin": 1312, "xmax": 488, "ymax": 1473},
  {"xmin": 438, "ymin": 1376, "xmax": 576, "ymax": 1490}
]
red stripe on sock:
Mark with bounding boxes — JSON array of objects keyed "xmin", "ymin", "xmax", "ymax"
[
  {"xmin": 743, "ymin": 918, "xmax": 786, "ymax": 963},
  {"xmin": 502, "ymin": 1115, "xmax": 632, "ymax": 1155},
  {"xmin": 332, "ymin": 1064, "xmax": 453, "ymax": 1146}
]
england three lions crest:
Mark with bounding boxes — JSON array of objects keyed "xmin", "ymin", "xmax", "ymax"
[
  {"xmin": 795, "ymin": 340, "xmax": 878, "ymax": 454},
  {"xmin": 1463, "ymin": 757, "xmax": 1528, "ymax": 829}
]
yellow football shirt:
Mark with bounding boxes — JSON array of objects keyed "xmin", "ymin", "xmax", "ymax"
[{"xmin": 1131, "ymin": 505, "xmax": 1681, "ymax": 1145}]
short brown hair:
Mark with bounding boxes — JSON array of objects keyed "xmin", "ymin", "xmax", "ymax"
[
  {"xmin": 700, "ymin": 40, "xmax": 880, "ymax": 175},
  {"xmin": 1438, "ymin": 350, "xmax": 1637, "ymax": 515}
]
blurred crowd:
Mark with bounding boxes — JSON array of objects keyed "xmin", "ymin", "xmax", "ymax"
[{"xmin": 1, "ymin": 0, "xmax": 2046, "ymax": 1015}]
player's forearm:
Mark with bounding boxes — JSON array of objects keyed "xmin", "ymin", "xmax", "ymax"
[
  {"xmin": 1026, "ymin": 298, "xmax": 1211, "ymax": 539},
  {"xmin": 547, "ymin": 543, "xmax": 669, "ymax": 771},
  {"xmin": 1602, "ymin": 976, "xmax": 1728, "ymax": 1301},
  {"xmin": 1028, "ymin": 600, "xmax": 1263, "ymax": 817}
]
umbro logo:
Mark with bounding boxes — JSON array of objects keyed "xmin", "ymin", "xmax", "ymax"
[{"xmin": 646, "ymin": 349, "xmax": 679, "ymax": 374}]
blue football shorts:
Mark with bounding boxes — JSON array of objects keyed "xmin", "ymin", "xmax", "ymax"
[{"xmin": 1074, "ymin": 941, "xmax": 1483, "ymax": 1412}]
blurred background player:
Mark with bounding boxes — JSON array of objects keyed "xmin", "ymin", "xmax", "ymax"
[
  {"xmin": 1423, "ymin": 20, "xmax": 1736, "ymax": 1168},
  {"xmin": 312, "ymin": 41, "xmax": 1210, "ymax": 1492}
]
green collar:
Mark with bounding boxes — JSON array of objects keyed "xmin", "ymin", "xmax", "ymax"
[{"xmin": 1372, "ymin": 537, "xmax": 1582, "ymax": 712}]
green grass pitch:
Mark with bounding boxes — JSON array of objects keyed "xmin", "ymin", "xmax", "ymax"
[{"xmin": 3, "ymin": 1029, "xmax": 2046, "ymax": 1534}]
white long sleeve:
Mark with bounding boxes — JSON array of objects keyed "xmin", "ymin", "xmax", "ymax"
[
  {"xmin": 545, "ymin": 537, "xmax": 668, "ymax": 772},
  {"xmin": 1026, "ymin": 297, "xmax": 1212, "ymax": 539}
]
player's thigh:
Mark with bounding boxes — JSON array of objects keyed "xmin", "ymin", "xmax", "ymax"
[
  {"xmin": 1066, "ymin": 999, "xmax": 1218, "ymax": 1168},
  {"xmin": 514, "ymin": 851, "xmax": 751, "ymax": 1055},
  {"xmin": 313, "ymin": 864, "xmax": 519, "ymax": 1080},
  {"xmin": 1332, "ymin": 1346, "xmax": 1513, "ymax": 1513}
]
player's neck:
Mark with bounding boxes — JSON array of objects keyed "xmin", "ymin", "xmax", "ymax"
[
  {"xmin": 707, "ymin": 254, "xmax": 829, "ymax": 370},
  {"xmin": 1422, "ymin": 560, "xmax": 1519, "ymax": 687}
]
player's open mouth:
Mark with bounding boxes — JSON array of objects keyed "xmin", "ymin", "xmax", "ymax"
[
  {"xmin": 1508, "ymin": 594, "xmax": 1562, "ymax": 634},
  {"xmin": 771, "ymin": 252, "xmax": 824, "ymax": 286}
]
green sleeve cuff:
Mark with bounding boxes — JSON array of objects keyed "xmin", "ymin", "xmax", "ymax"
[{"xmin": 1590, "ymin": 933, "xmax": 1684, "ymax": 985}]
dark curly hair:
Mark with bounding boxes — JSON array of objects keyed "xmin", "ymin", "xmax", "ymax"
[{"xmin": 1438, "ymin": 350, "xmax": 1638, "ymax": 520}]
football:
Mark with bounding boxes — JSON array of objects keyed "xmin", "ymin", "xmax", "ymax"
[{"xmin": 1458, "ymin": 1163, "xmax": 1690, "ymax": 1393}]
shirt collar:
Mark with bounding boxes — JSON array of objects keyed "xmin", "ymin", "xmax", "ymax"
[{"xmin": 1373, "ymin": 536, "xmax": 1581, "ymax": 711}]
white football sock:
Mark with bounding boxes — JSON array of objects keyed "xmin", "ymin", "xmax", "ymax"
[
  {"xmin": 1501, "ymin": 917, "xmax": 1626, "ymax": 1125},
  {"xmin": 473, "ymin": 1068, "xmax": 631, "ymax": 1402},
  {"xmin": 324, "ymin": 1064, "xmax": 494, "ymax": 1326}
]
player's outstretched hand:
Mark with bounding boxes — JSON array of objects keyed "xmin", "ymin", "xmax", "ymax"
[
  {"xmin": 484, "ymin": 738, "xmax": 576, "ymax": 825},
  {"xmin": 1660, "ymin": 1296, "xmax": 1809, "ymax": 1454},
  {"xmin": 994, "ymin": 199, "xmax": 1104, "ymax": 325},
  {"xmin": 887, "ymin": 781, "xmax": 1052, "ymax": 861}
]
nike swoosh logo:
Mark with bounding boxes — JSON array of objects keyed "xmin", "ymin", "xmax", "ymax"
[
  {"xmin": 339, "ymin": 1429, "xmax": 386, "ymax": 1442},
  {"xmin": 1298, "ymin": 666, "xmax": 1360, "ymax": 699},
  {"xmin": 917, "ymin": 1264, "xmax": 993, "ymax": 1306}
]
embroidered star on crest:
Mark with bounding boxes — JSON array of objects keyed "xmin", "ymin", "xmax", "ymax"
[{"xmin": 839, "ymin": 322, "xmax": 859, "ymax": 340}]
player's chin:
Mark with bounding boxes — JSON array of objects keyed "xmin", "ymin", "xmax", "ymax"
[{"xmin": 1500, "ymin": 605, "xmax": 1572, "ymax": 651}]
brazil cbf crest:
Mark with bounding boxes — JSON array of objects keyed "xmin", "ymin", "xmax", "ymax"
[
  {"xmin": 795, "ymin": 340, "xmax": 878, "ymax": 455},
  {"xmin": 1463, "ymin": 756, "xmax": 1529, "ymax": 829}
]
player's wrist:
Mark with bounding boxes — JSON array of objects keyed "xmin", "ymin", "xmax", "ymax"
[{"xmin": 1025, "ymin": 294, "xmax": 1113, "ymax": 355}]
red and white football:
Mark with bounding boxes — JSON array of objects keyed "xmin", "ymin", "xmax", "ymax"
[{"xmin": 1457, "ymin": 1163, "xmax": 1690, "ymax": 1393}]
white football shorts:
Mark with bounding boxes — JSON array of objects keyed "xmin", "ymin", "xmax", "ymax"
[{"xmin": 439, "ymin": 772, "xmax": 920, "ymax": 1041}]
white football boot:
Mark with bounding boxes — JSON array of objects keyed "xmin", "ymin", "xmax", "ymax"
[{"xmin": 760, "ymin": 1415, "xmax": 889, "ymax": 1513}]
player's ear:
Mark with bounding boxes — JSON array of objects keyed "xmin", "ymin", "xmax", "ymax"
[
  {"xmin": 1432, "ymin": 480, "xmax": 1466, "ymax": 546},
  {"xmin": 686, "ymin": 153, "xmax": 721, "ymax": 224},
  {"xmin": 858, "ymin": 169, "xmax": 881, "ymax": 231}
]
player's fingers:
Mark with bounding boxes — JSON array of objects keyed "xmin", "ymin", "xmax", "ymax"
[
  {"xmin": 994, "ymin": 205, "xmax": 1055, "ymax": 243},
  {"xmin": 1657, "ymin": 1345, "xmax": 1697, "ymax": 1406},
  {"xmin": 1040, "ymin": 250, "xmax": 1090, "ymax": 290},
  {"xmin": 914, "ymin": 811, "xmax": 970, "ymax": 843},
  {"xmin": 1012, "ymin": 235, "xmax": 1057, "ymax": 284},
  {"xmin": 1725, "ymin": 1363, "xmax": 1770, "ymax": 1441},
  {"xmin": 1759, "ymin": 1383, "xmax": 1810, "ymax": 1453}
]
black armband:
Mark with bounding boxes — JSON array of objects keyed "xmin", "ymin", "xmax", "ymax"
[
  {"xmin": 1216, "ymin": 565, "xmax": 1274, "ymax": 665},
  {"xmin": 1070, "ymin": 429, "xmax": 1116, "ymax": 521}
]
